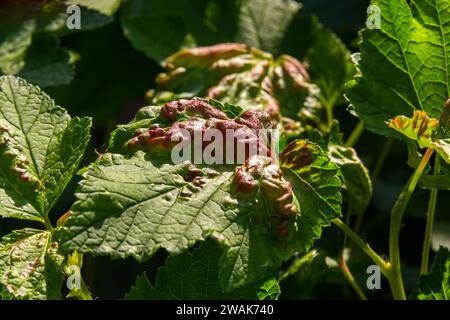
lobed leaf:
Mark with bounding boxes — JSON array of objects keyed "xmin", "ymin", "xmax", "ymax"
[
  {"xmin": 125, "ymin": 238, "xmax": 280, "ymax": 300},
  {"xmin": 411, "ymin": 246, "xmax": 450, "ymax": 300},
  {"xmin": 0, "ymin": 76, "xmax": 92, "ymax": 221},
  {"xmin": 346, "ymin": 0, "xmax": 450, "ymax": 138},
  {"xmin": 0, "ymin": 229, "xmax": 64, "ymax": 300}
]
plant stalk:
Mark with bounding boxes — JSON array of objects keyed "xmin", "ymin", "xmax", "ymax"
[
  {"xmin": 333, "ymin": 218, "xmax": 390, "ymax": 275},
  {"xmin": 420, "ymin": 154, "xmax": 440, "ymax": 275},
  {"xmin": 338, "ymin": 259, "xmax": 368, "ymax": 300},
  {"xmin": 345, "ymin": 120, "xmax": 364, "ymax": 147},
  {"xmin": 388, "ymin": 147, "xmax": 434, "ymax": 300}
]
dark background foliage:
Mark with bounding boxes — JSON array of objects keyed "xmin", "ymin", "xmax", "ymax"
[{"xmin": 1, "ymin": 0, "xmax": 448, "ymax": 299}]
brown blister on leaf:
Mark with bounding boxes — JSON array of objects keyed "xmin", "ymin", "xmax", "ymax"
[
  {"xmin": 151, "ymin": 43, "xmax": 318, "ymax": 119},
  {"xmin": 0, "ymin": 123, "xmax": 40, "ymax": 188},
  {"xmin": 127, "ymin": 99, "xmax": 273, "ymax": 163},
  {"xmin": 233, "ymin": 155, "xmax": 298, "ymax": 231}
]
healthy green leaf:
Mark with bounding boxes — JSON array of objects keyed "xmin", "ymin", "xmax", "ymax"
[
  {"xmin": 346, "ymin": 0, "xmax": 450, "ymax": 138},
  {"xmin": 0, "ymin": 76, "xmax": 92, "ymax": 221},
  {"xmin": 236, "ymin": 0, "xmax": 301, "ymax": 54},
  {"xmin": 0, "ymin": 19, "xmax": 35, "ymax": 75},
  {"xmin": 306, "ymin": 27, "xmax": 356, "ymax": 108},
  {"xmin": 327, "ymin": 123, "xmax": 372, "ymax": 216},
  {"xmin": 0, "ymin": 229, "xmax": 64, "ymax": 300},
  {"xmin": 125, "ymin": 238, "xmax": 280, "ymax": 300},
  {"xmin": 18, "ymin": 36, "xmax": 75, "ymax": 88},
  {"xmin": 411, "ymin": 246, "xmax": 450, "ymax": 300},
  {"xmin": 69, "ymin": 0, "xmax": 122, "ymax": 16}
]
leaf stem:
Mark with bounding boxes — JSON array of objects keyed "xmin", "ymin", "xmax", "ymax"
[
  {"xmin": 333, "ymin": 218, "xmax": 390, "ymax": 275},
  {"xmin": 354, "ymin": 137, "xmax": 394, "ymax": 233},
  {"xmin": 338, "ymin": 259, "xmax": 368, "ymax": 300},
  {"xmin": 345, "ymin": 120, "xmax": 364, "ymax": 147},
  {"xmin": 43, "ymin": 215, "xmax": 53, "ymax": 231},
  {"xmin": 388, "ymin": 147, "xmax": 434, "ymax": 299},
  {"xmin": 420, "ymin": 154, "xmax": 440, "ymax": 275}
]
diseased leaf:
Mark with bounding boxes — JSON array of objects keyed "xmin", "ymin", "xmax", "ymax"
[
  {"xmin": 388, "ymin": 111, "xmax": 438, "ymax": 149},
  {"xmin": 236, "ymin": 0, "xmax": 301, "ymax": 54},
  {"xmin": 60, "ymin": 99, "xmax": 341, "ymax": 291},
  {"xmin": 346, "ymin": 0, "xmax": 450, "ymax": 138},
  {"xmin": 148, "ymin": 43, "xmax": 320, "ymax": 122},
  {"xmin": 388, "ymin": 109, "xmax": 450, "ymax": 164},
  {"xmin": 125, "ymin": 238, "xmax": 279, "ymax": 300},
  {"xmin": 0, "ymin": 76, "xmax": 92, "ymax": 221},
  {"xmin": 411, "ymin": 246, "xmax": 450, "ymax": 300},
  {"xmin": 0, "ymin": 229, "xmax": 64, "ymax": 300},
  {"xmin": 280, "ymin": 140, "xmax": 343, "ymax": 235}
]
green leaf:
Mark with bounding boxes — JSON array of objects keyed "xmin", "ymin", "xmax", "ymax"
[
  {"xmin": 411, "ymin": 246, "xmax": 450, "ymax": 300},
  {"xmin": 121, "ymin": 14, "xmax": 191, "ymax": 63},
  {"xmin": 306, "ymin": 27, "xmax": 356, "ymax": 109},
  {"xmin": 0, "ymin": 19, "xmax": 35, "ymax": 75},
  {"xmin": 69, "ymin": 0, "xmax": 122, "ymax": 16},
  {"xmin": 346, "ymin": 0, "xmax": 450, "ymax": 138},
  {"xmin": 388, "ymin": 110, "xmax": 450, "ymax": 163},
  {"xmin": 18, "ymin": 36, "xmax": 75, "ymax": 88},
  {"xmin": 236, "ymin": 0, "xmax": 301, "ymax": 54},
  {"xmin": 0, "ymin": 76, "xmax": 92, "ymax": 221},
  {"xmin": 280, "ymin": 140, "xmax": 343, "ymax": 237},
  {"xmin": 125, "ymin": 238, "xmax": 279, "ymax": 300},
  {"xmin": 388, "ymin": 111, "xmax": 439, "ymax": 149},
  {"xmin": 60, "ymin": 99, "xmax": 341, "ymax": 291},
  {"xmin": 0, "ymin": 229, "xmax": 64, "ymax": 300},
  {"xmin": 327, "ymin": 142, "xmax": 372, "ymax": 216}
]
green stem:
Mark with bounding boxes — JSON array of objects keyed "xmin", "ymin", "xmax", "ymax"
[
  {"xmin": 345, "ymin": 120, "xmax": 364, "ymax": 148},
  {"xmin": 338, "ymin": 259, "xmax": 368, "ymax": 300},
  {"xmin": 354, "ymin": 138, "xmax": 394, "ymax": 234},
  {"xmin": 388, "ymin": 147, "xmax": 434, "ymax": 300},
  {"xmin": 326, "ymin": 103, "xmax": 334, "ymax": 128},
  {"xmin": 43, "ymin": 215, "xmax": 53, "ymax": 231},
  {"xmin": 420, "ymin": 155, "xmax": 440, "ymax": 275},
  {"xmin": 371, "ymin": 138, "xmax": 394, "ymax": 184},
  {"xmin": 280, "ymin": 249, "xmax": 317, "ymax": 281},
  {"xmin": 333, "ymin": 218, "xmax": 390, "ymax": 275}
]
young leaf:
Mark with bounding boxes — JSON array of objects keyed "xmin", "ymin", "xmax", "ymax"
[
  {"xmin": 411, "ymin": 246, "xmax": 450, "ymax": 300},
  {"xmin": 388, "ymin": 111, "xmax": 438, "ymax": 149},
  {"xmin": 125, "ymin": 238, "xmax": 280, "ymax": 300},
  {"xmin": 346, "ymin": 0, "xmax": 450, "ymax": 138},
  {"xmin": 0, "ymin": 229, "xmax": 64, "ymax": 300},
  {"xmin": 0, "ymin": 76, "xmax": 92, "ymax": 221},
  {"xmin": 60, "ymin": 99, "xmax": 342, "ymax": 291},
  {"xmin": 388, "ymin": 109, "xmax": 450, "ymax": 163}
]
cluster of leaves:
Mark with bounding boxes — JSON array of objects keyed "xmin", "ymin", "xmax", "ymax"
[{"xmin": 1, "ymin": 0, "xmax": 449, "ymax": 301}]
